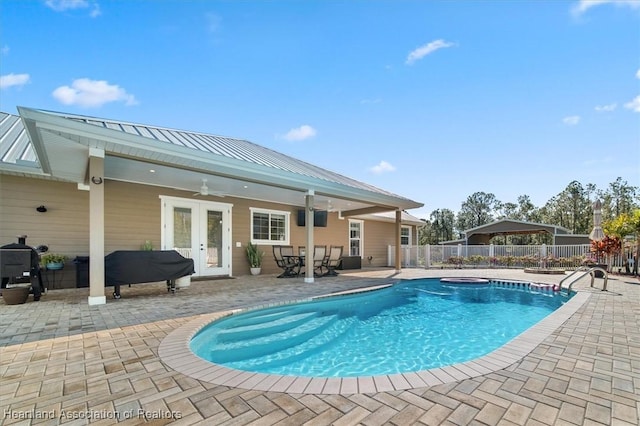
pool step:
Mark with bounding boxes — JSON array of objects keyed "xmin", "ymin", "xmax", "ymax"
[
  {"xmin": 215, "ymin": 311, "xmax": 318, "ymax": 343},
  {"xmin": 222, "ymin": 305, "xmax": 299, "ymax": 328},
  {"xmin": 230, "ymin": 316, "xmax": 356, "ymax": 373},
  {"xmin": 209, "ymin": 314, "xmax": 339, "ymax": 363}
]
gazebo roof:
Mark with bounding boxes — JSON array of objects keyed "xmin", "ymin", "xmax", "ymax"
[
  {"xmin": 463, "ymin": 219, "xmax": 572, "ymax": 238},
  {"xmin": 441, "ymin": 219, "xmax": 574, "ymax": 245}
]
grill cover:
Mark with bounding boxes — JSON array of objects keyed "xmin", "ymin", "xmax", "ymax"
[{"xmin": 105, "ymin": 250, "xmax": 194, "ymax": 286}]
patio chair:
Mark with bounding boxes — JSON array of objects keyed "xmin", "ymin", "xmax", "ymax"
[
  {"xmin": 312, "ymin": 245, "xmax": 327, "ymax": 277},
  {"xmin": 298, "ymin": 246, "xmax": 306, "ymax": 267},
  {"xmin": 273, "ymin": 245, "xmax": 300, "ymax": 278},
  {"xmin": 322, "ymin": 245, "xmax": 343, "ymax": 276}
]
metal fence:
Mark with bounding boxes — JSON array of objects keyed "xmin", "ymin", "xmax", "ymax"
[{"xmin": 387, "ymin": 243, "xmax": 631, "ymax": 271}]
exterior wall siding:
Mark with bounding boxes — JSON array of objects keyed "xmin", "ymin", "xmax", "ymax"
[
  {"xmin": 2, "ymin": 175, "xmax": 405, "ymax": 288},
  {"xmin": 0, "ymin": 175, "xmax": 89, "ymax": 257},
  {"xmin": 361, "ymin": 220, "xmax": 397, "ymax": 267}
]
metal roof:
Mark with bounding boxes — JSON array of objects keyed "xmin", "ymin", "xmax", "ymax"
[
  {"xmin": 0, "ymin": 112, "xmax": 37, "ymax": 164},
  {"xmin": 3, "ymin": 108, "xmax": 423, "ymax": 212},
  {"xmin": 463, "ymin": 219, "xmax": 572, "ymax": 236},
  {"xmin": 40, "ymin": 109, "xmax": 404, "ymax": 199}
]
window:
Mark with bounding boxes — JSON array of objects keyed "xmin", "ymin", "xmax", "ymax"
[
  {"xmin": 401, "ymin": 226, "xmax": 411, "ymax": 246},
  {"xmin": 250, "ymin": 208, "xmax": 290, "ymax": 244},
  {"xmin": 349, "ymin": 220, "xmax": 363, "ymax": 256}
]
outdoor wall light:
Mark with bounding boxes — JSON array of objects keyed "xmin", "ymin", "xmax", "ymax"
[{"xmin": 36, "ymin": 205, "xmax": 47, "ymax": 213}]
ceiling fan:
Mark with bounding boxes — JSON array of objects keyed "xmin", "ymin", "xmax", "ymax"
[{"xmin": 193, "ymin": 178, "xmax": 226, "ymax": 197}]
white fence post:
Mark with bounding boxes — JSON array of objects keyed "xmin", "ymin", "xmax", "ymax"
[{"xmin": 425, "ymin": 245, "xmax": 431, "ymax": 268}]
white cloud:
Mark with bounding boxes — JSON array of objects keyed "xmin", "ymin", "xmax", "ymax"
[
  {"xmin": 595, "ymin": 103, "xmax": 617, "ymax": 112},
  {"xmin": 636, "ymin": 68, "xmax": 640, "ymax": 79},
  {"xmin": 571, "ymin": 0, "xmax": 640, "ymax": 16},
  {"xmin": 0, "ymin": 73, "xmax": 30, "ymax": 89},
  {"xmin": 563, "ymin": 115, "xmax": 581, "ymax": 125},
  {"xmin": 406, "ymin": 39, "xmax": 455, "ymax": 65},
  {"xmin": 370, "ymin": 160, "xmax": 396, "ymax": 174},
  {"xmin": 45, "ymin": 0, "xmax": 101, "ymax": 17},
  {"xmin": 282, "ymin": 125, "xmax": 317, "ymax": 141},
  {"xmin": 52, "ymin": 78, "xmax": 137, "ymax": 107},
  {"xmin": 624, "ymin": 95, "xmax": 640, "ymax": 112}
]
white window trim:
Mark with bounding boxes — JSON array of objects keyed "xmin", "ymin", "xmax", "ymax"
[
  {"xmin": 348, "ymin": 219, "xmax": 364, "ymax": 257},
  {"xmin": 401, "ymin": 226, "xmax": 411, "ymax": 246},
  {"xmin": 250, "ymin": 207, "xmax": 290, "ymax": 245}
]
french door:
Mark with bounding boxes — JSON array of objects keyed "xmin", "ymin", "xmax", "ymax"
[{"xmin": 161, "ymin": 196, "xmax": 232, "ymax": 276}]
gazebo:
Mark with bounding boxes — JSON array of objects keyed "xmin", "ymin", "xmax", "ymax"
[{"xmin": 441, "ymin": 219, "xmax": 590, "ymax": 246}]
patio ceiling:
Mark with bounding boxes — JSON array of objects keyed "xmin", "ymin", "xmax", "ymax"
[{"xmin": 15, "ymin": 107, "xmax": 423, "ymax": 215}]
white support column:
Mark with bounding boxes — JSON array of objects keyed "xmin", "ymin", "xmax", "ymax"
[
  {"xmin": 395, "ymin": 210, "xmax": 402, "ymax": 272},
  {"xmin": 88, "ymin": 148, "xmax": 106, "ymax": 305},
  {"xmin": 305, "ymin": 191, "xmax": 315, "ymax": 283}
]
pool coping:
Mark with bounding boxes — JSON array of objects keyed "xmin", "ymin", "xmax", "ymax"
[{"xmin": 158, "ymin": 281, "xmax": 591, "ymax": 395}]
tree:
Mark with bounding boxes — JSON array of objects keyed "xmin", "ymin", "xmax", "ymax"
[
  {"xmin": 422, "ymin": 177, "xmax": 639, "ymax": 247},
  {"xmin": 599, "ymin": 177, "xmax": 639, "ymax": 221},
  {"xmin": 420, "ymin": 209, "xmax": 456, "ymax": 244},
  {"xmin": 456, "ymin": 192, "xmax": 499, "ymax": 231},
  {"xmin": 632, "ymin": 209, "xmax": 640, "ymax": 274},
  {"xmin": 496, "ymin": 202, "xmax": 518, "ymax": 220},
  {"xmin": 418, "ymin": 220, "xmax": 434, "ymax": 245},
  {"xmin": 604, "ymin": 208, "xmax": 640, "ymax": 274},
  {"xmin": 540, "ymin": 181, "xmax": 593, "ymax": 234}
]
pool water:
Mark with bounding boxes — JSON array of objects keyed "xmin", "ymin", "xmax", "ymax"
[{"xmin": 190, "ymin": 279, "xmax": 570, "ymax": 377}]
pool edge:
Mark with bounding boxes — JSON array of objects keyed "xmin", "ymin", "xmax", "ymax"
[{"xmin": 158, "ymin": 283, "xmax": 591, "ymax": 395}]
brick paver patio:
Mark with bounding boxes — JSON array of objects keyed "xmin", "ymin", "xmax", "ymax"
[{"xmin": 1, "ymin": 268, "xmax": 638, "ymax": 425}]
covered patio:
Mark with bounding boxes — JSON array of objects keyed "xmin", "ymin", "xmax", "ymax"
[{"xmin": 4, "ymin": 108, "xmax": 423, "ymax": 304}]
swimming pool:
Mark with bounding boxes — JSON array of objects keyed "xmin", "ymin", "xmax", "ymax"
[{"xmin": 190, "ymin": 278, "xmax": 571, "ymax": 378}]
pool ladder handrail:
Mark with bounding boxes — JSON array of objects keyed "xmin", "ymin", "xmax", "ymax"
[{"xmin": 559, "ymin": 266, "xmax": 608, "ymax": 293}]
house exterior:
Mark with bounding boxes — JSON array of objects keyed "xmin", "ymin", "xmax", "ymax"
[{"xmin": 0, "ymin": 109, "xmax": 423, "ymax": 304}]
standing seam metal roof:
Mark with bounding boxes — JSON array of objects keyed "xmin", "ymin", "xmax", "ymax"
[
  {"xmin": 52, "ymin": 111, "xmax": 407, "ymax": 199},
  {"xmin": 0, "ymin": 112, "xmax": 37, "ymax": 164},
  {"xmin": 2, "ymin": 109, "xmax": 419, "ymax": 204}
]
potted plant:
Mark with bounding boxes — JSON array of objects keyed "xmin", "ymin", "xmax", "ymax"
[
  {"xmin": 41, "ymin": 253, "xmax": 67, "ymax": 270},
  {"xmin": 246, "ymin": 242, "xmax": 264, "ymax": 275},
  {"xmin": 2, "ymin": 285, "xmax": 30, "ymax": 304}
]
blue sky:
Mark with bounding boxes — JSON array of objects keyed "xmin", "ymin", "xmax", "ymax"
[{"xmin": 1, "ymin": 0, "xmax": 639, "ymax": 219}]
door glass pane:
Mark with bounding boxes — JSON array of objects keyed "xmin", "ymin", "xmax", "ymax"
[
  {"xmin": 173, "ymin": 207, "xmax": 192, "ymax": 258},
  {"xmin": 207, "ymin": 210, "xmax": 223, "ymax": 268}
]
